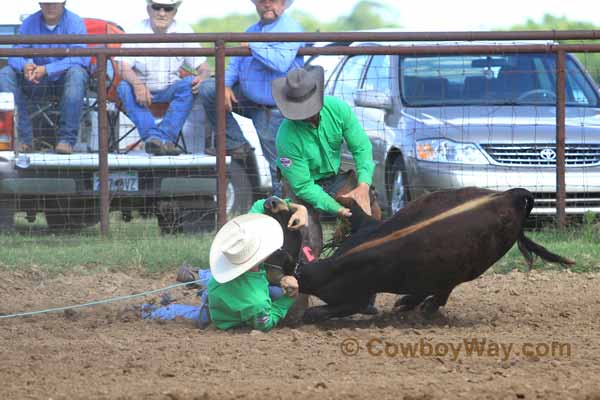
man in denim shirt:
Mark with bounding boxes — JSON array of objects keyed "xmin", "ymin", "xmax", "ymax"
[
  {"xmin": 0, "ymin": 1, "xmax": 90, "ymax": 154},
  {"xmin": 199, "ymin": 0, "xmax": 304, "ymax": 193}
]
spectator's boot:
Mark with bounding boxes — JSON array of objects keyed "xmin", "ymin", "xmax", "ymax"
[{"xmin": 55, "ymin": 142, "xmax": 73, "ymax": 155}]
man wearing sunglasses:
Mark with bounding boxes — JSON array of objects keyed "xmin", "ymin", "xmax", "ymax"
[
  {"xmin": 0, "ymin": 0, "xmax": 90, "ymax": 155},
  {"xmin": 199, "ymin": 0, "xmax": 304, "ymax": 195},
  {"xmin": 117, "ymin": 0, "xmax": 210, "ymax": 156}
]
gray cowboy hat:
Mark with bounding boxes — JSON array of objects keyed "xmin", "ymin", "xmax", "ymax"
[
  {"xmin": 251, "ymin": 0, "xmax": 295, "ymax": 9},
  {"xmin": 272, "ymin": 66, "xmax": 324, "ymax": 121}
]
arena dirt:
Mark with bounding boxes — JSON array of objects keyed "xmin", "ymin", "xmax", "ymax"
[{"xmin": 1, "ymin": 268, "xmax": 599, "ymax": 400}]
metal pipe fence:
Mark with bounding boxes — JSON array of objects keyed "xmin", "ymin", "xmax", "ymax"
[{"xmin": 2, "ymin": 30, "xmax": 600, "ymax": 234}]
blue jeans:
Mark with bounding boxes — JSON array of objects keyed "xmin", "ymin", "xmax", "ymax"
[
  {"xmin": 199, "ymin": 78, "xmax": 283, "ymax": 184},
  {"xmin": 142, "ymin": 269, "xmax": 284, "ymax": 323},
  {"xmin": 0, "ymin": 65, "xmax": 88, "ymax": 146},
  {"xmin": 117, "ymin": 76, "xmax": 194, "ymax": 144}
]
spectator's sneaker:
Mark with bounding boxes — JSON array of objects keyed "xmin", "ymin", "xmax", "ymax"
[
  {"xmin": 164, "ymin": 142, "xmax": 182, "ymax": 156},
  {"xmin": 145, "ymin": 139, "xmax": 167, "ymax": 156},
  {"xmin": 18, "ymin": 143, "xmax": 32, "ymax": 153},
  {"xmin": 55, "ymin": 142, "xmax": 73, "ymax": 155}
]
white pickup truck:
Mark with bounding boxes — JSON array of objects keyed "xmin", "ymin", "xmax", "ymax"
[{"xmin": 0, "ymin": 90, "xmax": 273, "ymax": 233}]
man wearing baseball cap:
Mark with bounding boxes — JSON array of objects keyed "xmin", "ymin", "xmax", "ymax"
[
  {"xmin": 116, "ymin": 0, "xmax": 210, "ymax": 155},
  {"xmin": 199, "ymin": 0, "xmax": 304, "ymax": 194},
  {"xmin": 0, "ymin": 1, "xmax": 90, "ymax": 154}
]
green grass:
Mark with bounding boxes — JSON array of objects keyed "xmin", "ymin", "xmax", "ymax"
[
  {"xmin": 1, "ymin": 212, "xmax": 599, "ymax": 275},
  {"xmin": 1, "ymin": 213, "xmax": 213, "ymax": 275},
  {"xmin": 492, "ymin": 223, "xmax": 600, "ymax": 274}
]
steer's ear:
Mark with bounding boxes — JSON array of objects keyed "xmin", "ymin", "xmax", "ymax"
[{"xmin": 336, "ymin": 196, "xmax": 377, "ymax": 233}]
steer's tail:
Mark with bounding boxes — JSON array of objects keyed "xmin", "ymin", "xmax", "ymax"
[{"xmin": 517, "ymin": 232, "xmax": 576, "ymax": 270}]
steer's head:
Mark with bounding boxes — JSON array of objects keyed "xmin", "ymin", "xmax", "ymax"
[{"xmin": 262, "ymin": 196, "xmax": 303, "ymax": 276}]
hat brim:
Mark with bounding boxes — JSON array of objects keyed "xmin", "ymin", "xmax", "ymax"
[
  {"xmin": 251, "ymin": 0, "xmax": 294, "ymax": 9},
  {"xmin": 272, "ymin": 66, "xmax": 324, "ymax": 121},
  {"xmin": 209, "ymin": 214, "xmax": 283, "ymax": 284}
]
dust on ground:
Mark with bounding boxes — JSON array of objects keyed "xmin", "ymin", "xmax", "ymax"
[{"xmin": 1, "ymin": 268, "xmax": 599, "ymax": 400}]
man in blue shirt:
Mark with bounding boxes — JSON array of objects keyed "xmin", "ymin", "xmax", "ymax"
[
  {"xmin": 199, "ymin": 0, "xmax": 304, "ymax": 194},
  {"xmin": 0, "ymin": 1, "xmax": 90, "ymax": 154}
]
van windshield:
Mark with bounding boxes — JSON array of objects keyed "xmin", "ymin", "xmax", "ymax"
[{"xmin": 399, "ymin": 53, "xmax": 599, "ymax": 107}]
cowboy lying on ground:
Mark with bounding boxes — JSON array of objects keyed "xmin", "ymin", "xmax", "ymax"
[{"xmin": 142, "ymin": 199, "xmax": 308, "ymax": 331}]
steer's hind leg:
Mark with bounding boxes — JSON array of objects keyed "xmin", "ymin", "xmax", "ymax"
[
  {"xmin": 393, "ymin": 294, "xmax": 428, "ymax": 312},
  {"xmin": 421, "ymin": 288, "xmax": 454, "ymax": 318}
]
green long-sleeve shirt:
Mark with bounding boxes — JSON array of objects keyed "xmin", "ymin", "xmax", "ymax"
[
  {"xmin": 206, "ymin": 198, "xmax": 295, "ymax": 332},
  {"xmin": 276, "ymin": 95, "xmax": 374, "ymax": 215},
  {"xmin": 207, "ymin": 268, "xmax": 295, "ymax": 331}
]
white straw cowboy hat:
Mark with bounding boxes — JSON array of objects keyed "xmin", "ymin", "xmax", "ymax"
[
  {"xmin": 146, "ymin": 0, "xmax": 183, "ymax": 6},
  {"xmin": 210, "ymin": 214, "xmax": 284, "ymax": 284},
  {"xmin": 272, "ymin": 65, "xmax": 324, "ymax": 121},
  {"xmin": 251, "ymin": 0, "xmax": 295, "ymax": 9}
]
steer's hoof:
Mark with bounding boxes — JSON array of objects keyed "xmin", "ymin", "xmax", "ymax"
[
  {"xmin": 420, "ymin": 297, "xmax": 442, "ymax": 319},
  {"xmin": 302, "ymin": 306, "xmax": 331, "ymax": 324},
  {"xmin": 393, "ymin": 295, "xmax": 422, "ymax": 312}
]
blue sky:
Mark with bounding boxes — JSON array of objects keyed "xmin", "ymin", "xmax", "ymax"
[{"xmin": 2, "ymin": 0, "xmax": 599, "ymax": 31}]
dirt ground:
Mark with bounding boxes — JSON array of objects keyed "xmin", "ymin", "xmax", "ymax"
[{"xmin": 1, "ymin": 268, "xmax": 599, "ymax": 400}]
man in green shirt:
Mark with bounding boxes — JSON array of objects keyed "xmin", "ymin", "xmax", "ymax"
[
  {"xmin": 273, "ymin": 66, "xmax": 378, "ymax": 252},
  {"xmin": 272, "ymin": 66, "xmax": 379, "ymax": 314}
]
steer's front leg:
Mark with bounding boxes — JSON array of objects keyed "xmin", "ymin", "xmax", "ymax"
[{"xmin": 302, "ymin": 300, "xmax": 369, "ymax": 324}]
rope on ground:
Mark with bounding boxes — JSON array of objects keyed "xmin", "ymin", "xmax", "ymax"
[{"xmin": 0, "ymin": 281, "xmax": 196, "ymax": 320}]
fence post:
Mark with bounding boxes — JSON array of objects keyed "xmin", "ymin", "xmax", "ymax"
[
  {"xmin": 215, "ymin": 40, "xmax": 228, "ymax": 229},
  {"xmin": 97, "ymin": 53, "xmax": 110, "ymax": 235},
  {"xmin": 556, "ymin": 50, "xmax": 567, "ymax": 228}
]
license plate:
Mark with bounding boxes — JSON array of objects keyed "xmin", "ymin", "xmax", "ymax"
[{"xmin": 93, "ymin": 171, "xmax": 139, "ymax": 192}]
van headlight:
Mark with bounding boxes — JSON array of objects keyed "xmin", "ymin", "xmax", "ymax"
[{"xmin": 416, "ymin": 139, "xmax": 488, "ymax": 164}]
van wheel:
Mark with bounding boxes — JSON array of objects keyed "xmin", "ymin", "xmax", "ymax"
[
  {"xmin": 388, "ymin": 157, "xmax": 410, "ymax": 214},
  {"xmin": 0, "ymin": 199, "xmax": 15, "ymax": 233},
  {"xmin": 226, "ymin": 160, "xmax": 253, "ymax": 215}
]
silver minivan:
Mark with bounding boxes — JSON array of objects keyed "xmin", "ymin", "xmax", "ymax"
[{"xmin": 319, "ymin": 41, "xmax": 600, "ymax": 216}]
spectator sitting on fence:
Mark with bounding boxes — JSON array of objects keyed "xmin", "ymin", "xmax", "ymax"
[
  {"xmin": 142, "ymin": 199, "xmax": 308, "ymax": 331},
  {"xmin": 0, "ymin": 0, "xmax": 90, "ymax": 155},
  {"xmin": 199, "ymin": 0, "xmax": 304, "ymax": 195},
  {"xmin": 116, "ymin": 0, "xmax": 210, "ymax": 156}
]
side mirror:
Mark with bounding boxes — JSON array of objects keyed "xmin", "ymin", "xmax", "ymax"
[{"xmin": 353, "ymin": 89, "xmax": 393, "ymax": 111}]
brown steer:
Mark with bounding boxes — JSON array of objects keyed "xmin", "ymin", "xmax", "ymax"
[{"xmin": 294, "ymin": 187, "xmax": 575, "ymax": 323}]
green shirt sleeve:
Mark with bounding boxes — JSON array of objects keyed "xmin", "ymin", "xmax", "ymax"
[
  {"xmin": 248, "ymin": 198, "xmax": 292, "ymax": 214},
  {"xmin": 277, "ymin": 125, "xmax": 344, "ymax": 215},
  {"xmin": 248, "ymin": 199, "xmax": 267, "ymax": 214},
  {"xmin": 247, "ymin": 295, "xmax": 296, "ymax": 332},
  {"xmin": 337, "ymin": 98, "xmax": 374, "ymax": 185}
]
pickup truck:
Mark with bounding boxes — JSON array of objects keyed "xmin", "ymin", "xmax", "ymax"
[
  {"xmin": 0, "ymin": 91, "xmax": 272, "ymax": 234},
  {"xmin": 0, "ymin": 21, "xmax": 275, "ymax": 234}
]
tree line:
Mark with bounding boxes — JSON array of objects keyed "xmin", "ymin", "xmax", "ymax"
[{"xmin": 192, "ymin": 3, "xmax": 600, "ymax": 83}]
